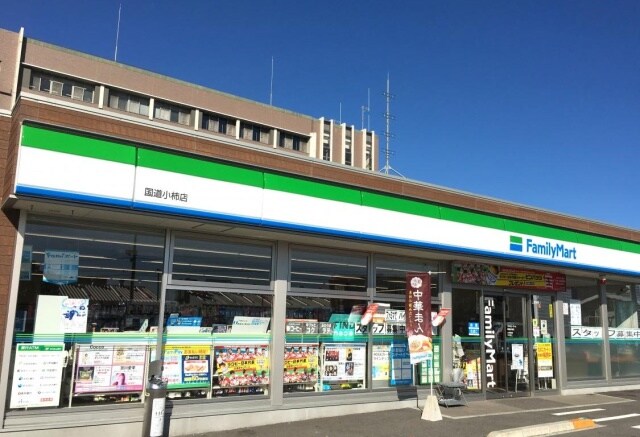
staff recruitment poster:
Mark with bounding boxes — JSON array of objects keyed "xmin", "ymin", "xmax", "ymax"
[{"xmin": 405, "ymin": 272, "xmax": 432, "ymax": 364}]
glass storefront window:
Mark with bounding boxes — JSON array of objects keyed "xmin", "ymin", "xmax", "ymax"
[
  {"xmin": 165, "ymin": 289, "xmax": 272, "ymax": 399},
  {"xmin": 11, "ymin": 216, "xmax": 165, "ymax": 410},
  {"xmin": 290, "ymin": 247, "xmax": 367, "ymax": 293},
  {"xmin": 607, "ymin": 283, "xmax": 640, "ymax": 378},
  {"xmin": 284, "ymin": 296, "xmax": 370, "ymax": 393},
  {"xmin": 563, "ymin": 281, "xmax": 604, "ymax": 380},
  {"xmin": 375, "ymin": 257, "xmax": 440, "ymax": 298},
  {"xmin": 451, "ymin": 289, "xmax": 483, "ymax": 391},
  {"xmin": 171, "ymin": 233, "xmax": 272, "ymax": 287}
]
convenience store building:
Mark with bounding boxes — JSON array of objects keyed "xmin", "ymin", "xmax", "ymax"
[{"xmin": 1, "ymin": 27, "xmax": 640, "ymax": 436}]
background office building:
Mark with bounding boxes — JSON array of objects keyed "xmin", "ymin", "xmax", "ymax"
[{"xmin": 0, "ymin": 27, "xmax": 639, "ymax": 436}]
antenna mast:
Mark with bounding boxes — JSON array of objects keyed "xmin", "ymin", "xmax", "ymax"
[
  {"xmin": 380, "ymin": 74, "xmax": 404, "ymax": 177},
  {"xmin": 114, "ymin": 4, "xmax": 122, "ymax": 61},
  {"xmin": 361, "ymin": 88, "xmax": 370, "ymax": 130},
  {"xmin": 269, "ymin": 56, "xmax": 274, "ymax": 105}
]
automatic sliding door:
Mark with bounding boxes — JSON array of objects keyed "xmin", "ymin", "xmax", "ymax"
[{"xmin": 484, "ymin": 294, "xmax": 530, "ymax": 398}]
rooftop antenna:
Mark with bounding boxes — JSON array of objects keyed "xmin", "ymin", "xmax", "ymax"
[
  {"xmin": 380, "ymin": 74, "xmax": 404, "ymax": 177},
  {"xmin": 361, "ymin": 88, "xmax": 370, "ymax": 130},
  {"xmin": 114, "ymin": 4, "xmax": 122, "ymax": 61},
  {"xmin": 269, "ymin": 56, "xmax": 274, "ymax": 105},
  {"xmin": 339, "ymin": 102, "xmax": 342, "ymax": 124}
]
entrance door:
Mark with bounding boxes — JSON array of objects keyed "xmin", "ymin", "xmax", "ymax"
[{"xmin": 483, "ymin": 294, "xmax": 530, "ymax": 398}]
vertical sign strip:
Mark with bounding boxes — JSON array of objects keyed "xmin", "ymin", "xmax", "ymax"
[{"xmin": 405, "ymin": 272, "xmax": 432, "ymax": 364}]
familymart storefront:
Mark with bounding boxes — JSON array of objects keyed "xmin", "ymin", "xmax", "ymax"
[{"xmin": 2, "ymin": 123, "xmax": 640, "ymax": 435}]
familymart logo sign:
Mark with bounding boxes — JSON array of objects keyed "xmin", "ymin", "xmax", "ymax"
[{"xmin": 509, "ymin": 235, "xmax": 577, "ymax": 260}]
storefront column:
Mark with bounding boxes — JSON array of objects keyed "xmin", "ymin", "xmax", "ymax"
[
  {"xmin": 600, "ymin": 279, "xmax": 612, "ymax": 381},
  {"xmin": 269, "ymin": 241, "xmax": 289, "ymax": 406},
  {"xmin": 440, "ymin": 270, "xmax": 453, "ymax": 385},
  {"xmin": 0, "ymin": 210, "xmax": 26, "ymax": 427},
  {"xmin": 152, "ymin": 230, "xmax": 171, "ymax": 375},
  {"xmin": 554, "ymin": 297, "xmax": 567, "ymax": 390}
]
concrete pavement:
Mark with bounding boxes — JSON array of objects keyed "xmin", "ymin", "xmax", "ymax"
[{"xmin": 186, "ymin": 391, "xmax": 635, "ymax": 437}]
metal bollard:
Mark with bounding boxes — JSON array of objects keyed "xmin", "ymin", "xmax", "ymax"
[{"xmin": 141, "ymin": 375, "xmax": 167, "ymax": 437}]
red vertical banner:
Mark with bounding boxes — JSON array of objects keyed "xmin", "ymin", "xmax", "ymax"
[{"xmin": 405, "ymin": 272, "xmax": 432, "ymax": 364}]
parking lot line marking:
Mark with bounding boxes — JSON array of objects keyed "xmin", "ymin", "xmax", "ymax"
[
  {"xmin": 553, "ymin": 408, "xmax": 604, "ymax": 416},
  {"xmin": 594, "ymin": 414, "xmax": 640, "ymax": 423},
  {"xmin": 632, "ymin": 425, "xmax": 640, "ymax": 429}
]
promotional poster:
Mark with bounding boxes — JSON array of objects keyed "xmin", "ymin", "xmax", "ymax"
[
  {"xmin": 162, "ymin": 345, "xmax": 211, "ymax": 389},
  {"xmin": 321, "ymin": 343, "xmax": 366, "ymax": 383},
  {"xmin": 10, "ymin": 344, "xmax": 65, "ymax": 408},
  {"xmin": 74, "ymin": 345, "xmax": 147, "ymax": 394},
  {"xmin": 213, "ymin": 345, "xmax": 270, "ymax": 395},
  {"xmin": 284, "ymin": 343, "xmax": 319, "ymax": 388}
]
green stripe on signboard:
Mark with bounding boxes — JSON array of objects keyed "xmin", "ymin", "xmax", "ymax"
[
  {"xmin": 137, "ymin": 148, "xmax": 264, "ymax": 188},
  {"xmin": 21, "ymin": 124, "xmax": 136, "ymax": 165},
  {"xmin": 440, "ymin": 207, "xmax": 506, "ymax": 231},
  {"xmin": 361, "ymin": 191, "xmax": 441, "ymax": 218},
  {"xmin": 263, "ymin": 173, "xmax": 362, "ymax": 205}
]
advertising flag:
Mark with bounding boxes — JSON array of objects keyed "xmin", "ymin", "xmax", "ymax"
[{"xmin": 405, "ymin": 272, "xmax": 432, "ymax": 364}]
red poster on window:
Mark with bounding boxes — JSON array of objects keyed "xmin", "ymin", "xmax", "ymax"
[{"xmin": 405, "ymin": 272, "xmax": 432, "ymax": 364}]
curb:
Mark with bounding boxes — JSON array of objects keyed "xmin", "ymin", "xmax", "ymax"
[{"xmin": 487, "ymin": 417, "xmax": 597, "ymax": 437}]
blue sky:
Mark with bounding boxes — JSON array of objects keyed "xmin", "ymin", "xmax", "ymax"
[{"xmin": 2, "ymin": 1, "xmax": 639, "ymax": 230}]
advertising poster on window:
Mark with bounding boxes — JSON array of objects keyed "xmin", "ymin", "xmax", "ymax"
[
  {"xmin": 372, "ymin": 344, "xmax": 390, "ymax": 380},
  {"xmin": 511, "ymin": 344, "xmax": 524, "ymax": 370},
  {"xmin": 419, "ymin": 343, "xmax": 441, "ymax": 384},
  {"xmin": 452, "ymin": 262, "xmax": 566, "ymax": 291},
  {"xmin": 20, "ymin": 245, "xmax": 32, "ymax": 281},
  {"xmin": 405, "ymin": 272, "xmax": 432, "ymax": 364},
  {"xmin": 162, "ymin": 345, "xmax": 211, "ymax": 389},
  {"xmin": 74, "ymin": 345, "xmax": 147, "ymax": 394},
  {"xmin": 536, "ymin": 342, "xmax": 554, "ymax": 378},
  {"xmin": 465, "ymin": 358, "xmax": 482, "ymax": 390},
  {"xmin": 321, "ymin": 343, "xmax": 366, "ymax": 384},
  {"xmin": 61, "ymin": 298, "xmax": 89, "ymax": 333},
  {"xmin": 230, "ymin": 316, "xmax": 270, "ymax": 333},
  {"xmin": 213, "ymin": 345, "xmax": 269, "ymax": 396},
  {"xmin": 43, "ymin": 250, "xmax": 79, "ymax": 285},
  {"xmin": 570, "ymin": 299, "xmax": 582, "ymax": 326},
  {"xmin": 284, "ymin": 343, "xmax": 319, "ymax": 388},
  {"xmin": 390, "ymin": 342, "xmax": 412, "ymax": 385},
  {"xmin": 285, "ymin": 319, "xmax": 319, "ymax": 335},
  {"xmin": 10, "ymin": 344, "xmax": 66, "ymax": 408}
]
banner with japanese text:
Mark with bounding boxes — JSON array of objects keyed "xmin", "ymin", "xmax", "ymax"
[
  {"xmin": 405, "ymin": 272, "xmax": 432, "ymax": 364},
  {"xmin": 452, "ymin": 262, "xmax": 565, "ymax": 291}
]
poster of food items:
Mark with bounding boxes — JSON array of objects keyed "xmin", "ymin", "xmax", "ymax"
[
  {"xmin": 284, "ymin": 343, "xmax": 319, "ymax": 388},
  {"xmin": 161, "ymin": 345, "xmax": 211, "ymax": 389},
  {"xmin": 212, "ymin": 345, "xmax": 269, "ymax": 396},
  {"xmin": 320, "ymin": 343, "xmax": 366, "ymax": 386},
  {"xmin": 74, "ymin": 345, "xmax": 147, "ymax": 394},
  {"xmin": 10, "ymin": 344, "xmax": 66, "ymax": 408}
]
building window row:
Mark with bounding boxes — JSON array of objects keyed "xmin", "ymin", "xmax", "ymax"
[
  {"xmin": 108, "ymin": 90, "xmax": 150, "ymax": 116},
  {"xmin": 23, "ymin": 68, "xmax": 362, "ymax": 168},
  {"xmin": 154, "ymin": 101, "xmax": 192, "ymax": 126},
  {"xmin": 29, "ymin": 71, "xmax": 94, "ymax": 103},
  {"xmin": 240, "ymin": 122, "xmax": 270, "ymax": 145},
  {"xmin": 279, "ymin": 132, "xmax": 307, "ymax": 153},
  {"xmin": 201, "ymin": 113, "xmax": 236, "ymax": 137}
]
